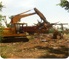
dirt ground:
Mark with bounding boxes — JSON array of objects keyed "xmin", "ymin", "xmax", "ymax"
[{"xmin": 0, "ymin": 33, "xmax": 69, "ymax": 58}]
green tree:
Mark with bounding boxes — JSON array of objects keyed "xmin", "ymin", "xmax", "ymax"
[
  {"xmin": 0, "ymin": 2, "xmax": 3, "ymax": 11},
  {"xmin": 0, "ymin": 2, "xmax": 3, "ymax": 21},
  {"xmin": 0, "ymin": 2, "xmax": 4, "ymax": 42},
  {"xmin": 0, "ymin": 2, "xmax": 3, "ymax": 20},
  {"xmin": 59, "ymin": 0, "xmax": 69, "ymax": 12}
]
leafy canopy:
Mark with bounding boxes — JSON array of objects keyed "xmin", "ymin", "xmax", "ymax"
[
  {"xmin": 0, "ymin": 2, "xmax": 3, "ymax": 11},
  {"xmin": 59, "ymin": 0, "xmax": 69, "ymax": 12}
]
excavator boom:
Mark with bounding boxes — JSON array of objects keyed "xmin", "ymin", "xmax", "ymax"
[
  {"xmin": 11, "ymin": 12, "xmax": 36, "ymax": 24},
  {"xmin": 11, "ymin": 8, "xmax": 50, "ymax": 24}
]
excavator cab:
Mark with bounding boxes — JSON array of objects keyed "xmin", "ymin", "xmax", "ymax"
[{"xmin": 14, "ymin": 23, "xmax": 27, "ymax": 34}]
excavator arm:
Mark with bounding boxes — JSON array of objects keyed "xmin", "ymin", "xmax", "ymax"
[
  {"xmin": 34, "ymin": 8, "xmax": 50, "ymax": 24},
  {"xmin": 11, "ymin": 8, "xmax": 50, "ymax": 24},
  {"xmin": 11, "ymin": 12, "xmax": 36, "ymax": 24}
]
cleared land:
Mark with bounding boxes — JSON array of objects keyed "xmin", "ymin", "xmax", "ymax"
[{"xmin": 0, "ymin": 34, "xmax": 69, "ymax": 58}]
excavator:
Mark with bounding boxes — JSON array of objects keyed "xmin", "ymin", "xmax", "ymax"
[
  {"xmin": 10, "ymin": 8, "xmax": 52, "ymax": 34},
  {"xmin": 2, "ymin": 8, "xmax": 51, "ymax": 39},
  {"xmin": 2, "ymin": 8, "xmax": 58, "ymax": 39}
]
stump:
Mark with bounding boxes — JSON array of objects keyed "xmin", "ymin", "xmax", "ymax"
[{"xmin": 52, "ymin": 30, "xmax": 62, "ymax": 39}]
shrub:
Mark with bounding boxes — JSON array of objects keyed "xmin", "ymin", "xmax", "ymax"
[
  {"xmin": 48, "ymin": 28, "xmax": 54, "ymax": 33},
  {"xmin": 0, "ymin": 27, "xmax": 4, "ymax": 42}
]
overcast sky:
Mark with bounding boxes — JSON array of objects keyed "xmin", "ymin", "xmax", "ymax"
[{"xmin": 1, "ymin": 0, "xmax": 69, "ymax": 28}]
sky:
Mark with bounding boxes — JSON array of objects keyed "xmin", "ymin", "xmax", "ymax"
[{"xmin": 1, "ymin": 0, "xmax": 69, "ymax": 28}]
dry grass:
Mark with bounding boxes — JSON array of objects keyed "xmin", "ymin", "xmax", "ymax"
[{"xmin": 0, "ymin": 34, "xmax": 69, "ymax": 58}]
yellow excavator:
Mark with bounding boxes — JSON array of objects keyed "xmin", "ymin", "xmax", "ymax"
[
  {"xmin": 2, "ymin": 8, "xmax": 68, "ymax": 40},
  {"xmin": 2, "ymin": 8, "xmax": 68, "ymax": 38},
  {"xmin": 2, "ymin": 8, "xmax": 51, "ymax": 38}
]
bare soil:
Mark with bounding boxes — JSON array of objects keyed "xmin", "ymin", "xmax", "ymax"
[{"xmin": 0, "ymin": 34, "xmax": 69, "ymax": 58}]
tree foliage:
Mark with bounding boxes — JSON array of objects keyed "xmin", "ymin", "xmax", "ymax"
[
  {"xmin": 0, "ymin": 2, "xmax": 3, "ymax": 11},
  {"xmin": 0, "ymin": 1, "xmax": 4, "ymax": 42},
  {"xmin": 0, "ymin": 1, "xmax": 3, "ymax": 26},
  {"xmin": 59, "ymin": 0, "xmax": 69, "ymax": 12}
]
